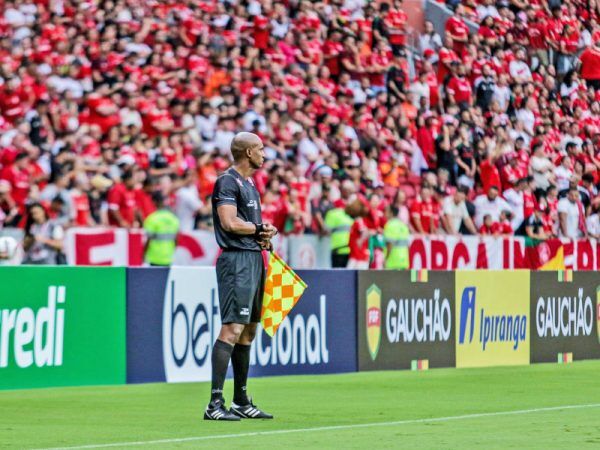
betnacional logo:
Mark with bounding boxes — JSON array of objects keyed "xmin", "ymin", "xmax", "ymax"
[
  {"xmin": 366, "ymin": 284, "xmax": 382, "ymax": 360},
  {"xmin": 250, "ymin": 295, "xmax": 329, "ymax": 367}
]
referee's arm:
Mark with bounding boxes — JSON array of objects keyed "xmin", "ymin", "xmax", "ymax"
[{"xmin": 217, "ymin": 205, "xmax": 258, "ymax": 235}]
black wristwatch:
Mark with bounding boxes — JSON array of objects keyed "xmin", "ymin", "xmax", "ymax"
[{"xmin": 254, "ymin": 223, "xmax": 265, "ymax": 237}]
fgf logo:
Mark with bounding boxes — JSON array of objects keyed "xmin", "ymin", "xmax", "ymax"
[{"xmin": 366, "ymin": 285, "xmax": 382, "ymax": 361}]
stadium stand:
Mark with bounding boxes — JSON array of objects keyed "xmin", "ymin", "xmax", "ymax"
[{"xmin": 0, "ymin": 0, "xmax": 599, "ymax": 241}]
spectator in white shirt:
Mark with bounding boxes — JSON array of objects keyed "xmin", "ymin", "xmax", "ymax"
[
  {"xmin": 515, "ymin": 97, "xmax": 537, "ymax": 135},
  {"xmin": 586, "ymin": 205, "xmax": 600, "ymax": 239},
  {"xmin": 473, "ymin": 186, "xmax": 511, "ymax": 227},
  {"xmin": 554, "ymin": 155, "xmax": 573, "ymax": 192},
  {"xmin": 195, "ymin": 102, "xmax": 219, "ymax": 141},
  {"xmin": 442, "ymin": 186, "xmax": 477, "ymax": 235},
  {"xmin": 419, "ymin": 21, "xmax": 443, "ymax": 59},
  {"xmin": 503, "ymin": 178, "xmax": 527, "ymax": 230},
  {"xmin": 477, "ymin": 0, "xmax": 499, "ymax": 19},
  {"xmin": 271, "ymin": 4, "xmax": 290, "ymax": 39},
  {"xmin": 242, "ymin": 98, "xmax": 267, "ymax": 133},
  {"xmin": 4, "ymin": 1, "xmax": 35, "ymax": 28},
  {"xmin": 560, "ymin": 123, "xmax": 583, "ymax": 152},
  {"xmin": 214, "ymin": 118, "xmax": 236, "ymax": 157},
  {"xmin": 492, "ymin": 74, "xmax": 511, "ymax": 111},
  {"xmin": 409, "ymin": 71, "xmax": 431, "ymax": 109},
  {"xmin": 120, "ymin": 95, "xmax": 143, "ymax": 128},
  {"xmin": 557, "ymin": 188, "xmax": 583, "ymax": 239},
  {"xmin": 175, "ymin": 171, "xmax": 209, "ymax": 232},
  {"xmin": 509, "ymin": 48, "xmax": 532, "ymax": 83},
  {"xmin": 529, "ymin": 143, "xmax": 554, "ymax": 190}
]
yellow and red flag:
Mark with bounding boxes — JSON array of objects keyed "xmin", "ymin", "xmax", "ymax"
[{"xmin": 261, "ymin": 252, "xmax": 307, "ymax": 337}]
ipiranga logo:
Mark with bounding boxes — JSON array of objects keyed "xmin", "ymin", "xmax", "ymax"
[
  {"xmin": 459, "ymin": 286, "xmax": 527, "ymax": 351},
  {"xmin": 0, "ymin": 286, "xmax": 65, "ymax": 368}
]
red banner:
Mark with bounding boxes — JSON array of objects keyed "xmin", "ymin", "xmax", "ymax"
[
  {"xmin": 63, "ymin": 228, "xmax": 599, "ymax": 270},
  {"xmin": 408, "ymin": 236, "xmax": 599, "ymax": 270},
  {"xmin": 64, "ymin": 228, "xmax": 286, "ymax": 267}
]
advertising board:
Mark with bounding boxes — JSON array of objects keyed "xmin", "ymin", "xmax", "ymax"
[
  {"xmin": 0, "ymin": 267, "xmax": 126, "ymax": 390},
  {"xmin": 530, "ymin": 271, "xmax": 600, "ymax": 363},
  {"xmin": 455, "ymin": 271, "xmax": 530, "ymax": 368},
  {"xmin": 358, "ymin": 270, "xmax": 455, "ymax": 371}
]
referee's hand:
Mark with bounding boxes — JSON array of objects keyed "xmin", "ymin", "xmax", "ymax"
[
  {"xmin": 257, "ymin": 239, "xmax": 273, "ymax": 251},
  {"xmin": 258, "ymin": 223, "xmax": 278, "ymax": 240}
]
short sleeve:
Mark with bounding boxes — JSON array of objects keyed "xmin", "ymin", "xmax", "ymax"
[
  {"xmin": 213, "ymin": 174, "xmax": 239, "ymax": 207},
  {"xmin": 187, "ymin": 191, "xmax": 203, "ymax": 211},
  {"xmin": 107, "ymin": 186, "xmax": 121, "ymax": 211},
  {"xmin": 52, "ymin": 224, "xmax": 65, "ymax": 240},
  {"xmin": 410, "ymin": 202, "xmax": 421, "ymax": 218},
  {"xmin": 557, "ymin": 199, "xmax": 568, "ymax": 214},
  {"xmin": 442, "ymin": 198, "xmax": 453, "ymax": 215}
]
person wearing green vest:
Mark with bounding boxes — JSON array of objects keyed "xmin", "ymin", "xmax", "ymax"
[
  {"xmin": 324, "ymin": 199, "xmax": 354, "ymax": 268},
  {"xmin": 143, "ymin": 192, "xmax": 180, "ymax": 266},
  {"xmin": 383, "ymin": 206, "xmax": 410, "ymax": 270}
]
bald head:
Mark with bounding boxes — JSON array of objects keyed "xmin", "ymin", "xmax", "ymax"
[{"xmin": 230, "ymin": 132, "xmax": 263, "ymax": 162}]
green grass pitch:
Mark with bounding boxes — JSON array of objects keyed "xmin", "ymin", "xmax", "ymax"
[{"xmin": 2, "ymin": 361, "xmax": 600, "ymax": 449}]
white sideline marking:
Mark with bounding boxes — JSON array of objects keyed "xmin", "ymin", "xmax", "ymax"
[{"xmin": 35, "ymin": 403, "xmax": 600, "ymax": 450}]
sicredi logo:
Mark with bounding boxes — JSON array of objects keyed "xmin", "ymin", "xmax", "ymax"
[
  {"xmin": 459, "ymin": 286, "xmax": 527, "ymax": 351},
  {"xmin": 250, "ymin": 295, "xmax": 329, "ymax": 367},
  {"xmin": 162, "ymin": 269, "xmax": 221, "ymax": 383},
  {"xmin": 0, "ymin": 286, "xmax": 65, "ymax": 368}
]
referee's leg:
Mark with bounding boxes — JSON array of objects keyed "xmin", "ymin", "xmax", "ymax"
[
  {"xmin": 204, "ymin": 322, "xmax": 245, "ymax": 420},
  {"xmin": 210, "ymin": 323, "xmax": 244, "ymax": 403},
  {"xmin": 230, "ymin": 323, "xmax": 256, "ymax": 406}
]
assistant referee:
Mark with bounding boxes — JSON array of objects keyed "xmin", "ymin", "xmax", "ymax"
[{"xmin": 204, "ymin": 132, "xmax": 277, "ymax": 421}]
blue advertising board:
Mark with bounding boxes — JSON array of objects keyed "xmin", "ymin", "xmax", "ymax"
[
  {"xmin": 249, "ymin": 270, "xmax": 357, "ymax": 376},
  {"xmin": 126, "ymin": 268, "xmax": 357, "ymax": 383},
  {"xmin": 126, "ymin": 268, "xmax": 168, "ymax": 383},
  {"xmin": 127, "ymin": 267, "xmax": 221, "ymax": 384}
]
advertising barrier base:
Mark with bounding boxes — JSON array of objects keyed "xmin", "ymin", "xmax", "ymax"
[{"xmin": 2, "ymin": 266, "xmax": 600, "ymax": 391}]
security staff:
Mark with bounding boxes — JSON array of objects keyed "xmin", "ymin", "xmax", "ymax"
[
  {"xmin": 324, "ymin": 200, "xmax": 354, "ymax": 268},
  {"xmin": 143, "ymin": 192, "xmax": 180, "ymax": 266},
  {"xmin": 383, "ymin": 206, "xmax": 410, "ymax": 270}
]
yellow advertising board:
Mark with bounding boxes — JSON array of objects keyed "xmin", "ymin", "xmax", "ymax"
[{"xmin": 455, "ymin": 271, "xmax": 530, "ymax": 368}]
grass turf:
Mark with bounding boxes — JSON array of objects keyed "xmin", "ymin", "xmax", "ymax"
[{"xmin": 1, "ymin": 361, "xmax": 600, "ymax": 449}]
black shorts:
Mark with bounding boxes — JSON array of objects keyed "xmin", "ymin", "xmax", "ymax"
[{"xmin": 216, "ymin": 250, "xmax": 266, "ymax": 324}]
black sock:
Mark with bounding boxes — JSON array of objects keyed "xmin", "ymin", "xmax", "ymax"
[
  {"xmin": 211, "ymin": 339, "xmax": 234, "ymax": 403},
  {"xmin": 231, "ymin": 343, "xmax": 251, "ymax": 405}
]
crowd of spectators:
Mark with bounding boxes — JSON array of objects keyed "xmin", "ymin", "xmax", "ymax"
[{"xmin": 0, "ymin": 0, "xmax": 600, "ymax": 246}]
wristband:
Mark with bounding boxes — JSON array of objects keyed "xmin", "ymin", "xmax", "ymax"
[{"xmin": 254, "ymin": 223, "xmax": 265, "ymax": 237}]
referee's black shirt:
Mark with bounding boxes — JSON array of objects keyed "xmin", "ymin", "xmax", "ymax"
[{"xmin": 211, "ymin": 167, "xmax": 262, "ymax": 251}]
